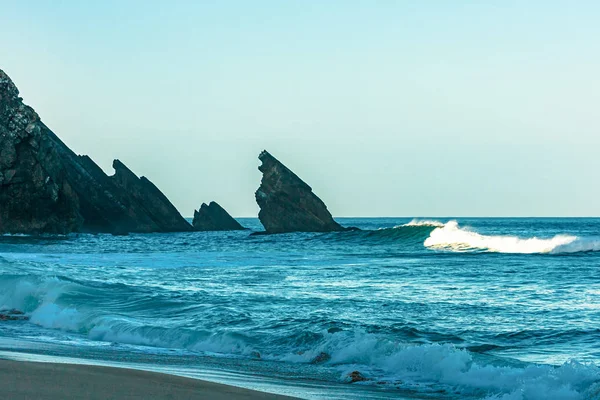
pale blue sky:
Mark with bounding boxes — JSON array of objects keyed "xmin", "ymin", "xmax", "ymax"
[{"xmin": 2, "ymin": 1, "xmax": 599, "ymax": 216}]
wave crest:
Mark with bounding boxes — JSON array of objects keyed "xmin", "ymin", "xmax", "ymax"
[
  {"xmin": 401, "ymin": 219, "xmax": 446, "ymax": 228},
  {"xmin": 423, "ymin": 221, "xmax": 600, "ymax": 254}
]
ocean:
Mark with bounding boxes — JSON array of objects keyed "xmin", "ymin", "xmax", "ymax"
[{"xmin": 1, "ymin": 218, "xmax": 599, "ymax": 399}]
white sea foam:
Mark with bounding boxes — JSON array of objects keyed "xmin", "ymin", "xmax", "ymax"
[
  {"xmin": 401, "ymin": 219, "xmax": 446, "ymax": 228},
  {"xmin": 282, "ymin": 330, "xmax": 600, "ymax": 399},
  {"xmin": 423, "ymin": 221, "xmax": 600, "ymax": 254},
  {"xmin": 379, "ymin": 345, "xmax": 599, "ymax": 399}
]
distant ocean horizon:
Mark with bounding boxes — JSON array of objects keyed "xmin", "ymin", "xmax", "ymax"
[
  {"xmin": 1, "ymin": 217, "xmax": 600, "ymax": 399},
  {"xmin": 224, "ymin": 216, "xmax": 600, "ymax": 220}
]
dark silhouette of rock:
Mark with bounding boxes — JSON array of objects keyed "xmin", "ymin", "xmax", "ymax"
[
  {"xmin": 310, "ymin": 352, "xmax": 332, "ymax": 364},
  {"xmin": 111, "ymin": 160, "xmax": 192, "ymax": 232},
  {"xmin": 62, "ymin": 154, "xmax": 162, "ymax": 234},
  {"xmin": 255, "ymin": 150, "xmax": 344, "ymax": 233},
  {"xmin": 192, "ymin": 201, "xmax": 245, "ymax": 231},
  {"xmin": 347, "ymin": 371, "xmax": 368, "ymax": 383},
  {"xmin": 0, "ymin": 68, "xmax": 191, "ymax": 234},
  {"xmin": 0, "ymin": 309, "xmax": 29, "ymax": 321},
  {"xmin": 0, "ymin": 69, "xmax": 82, "ymax": 234}
]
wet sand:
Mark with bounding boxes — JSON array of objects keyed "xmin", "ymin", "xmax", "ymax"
[{"xmin": 0, "ymin": 359, "xmax": 299, "ymax": 400}]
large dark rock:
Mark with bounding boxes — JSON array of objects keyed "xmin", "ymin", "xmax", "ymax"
[
  {"xmin": 192, "ymin": 201, "xmax": 245, "ymax": 231},
  {"xmin": 255, "ymin": 150, "xmax": 344, "ymax": 233},
  {"xmin": 0, "ymin": 68, "xmax": 191, "ymax": 234},
  {"xmin": 0, "ymin": 69, "xmax": 82, "ymax": 234},
  {"xmin": 67, "ymin": 154, "xmax": 161, "ymax": 234}
]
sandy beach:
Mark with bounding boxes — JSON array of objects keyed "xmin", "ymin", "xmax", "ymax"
[{"xmin": 0, "ymin": 359, "xmax": 298, "ymax": 400}]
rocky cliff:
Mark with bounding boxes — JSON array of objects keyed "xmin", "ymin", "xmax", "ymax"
[
  {"xmin": 0, "ymin": 69, "xmax": 82, "ymax": 234},
  {"xmin": 192, "ymin": 201, "xmax": 245, "ymax": 231},
  {"xmin": 0, "ymin": 69, "xmax": 191, "ymax": 234},
  {"xmin": 255, "ymin": 150, "xmax": 344, "ymax": 233}
]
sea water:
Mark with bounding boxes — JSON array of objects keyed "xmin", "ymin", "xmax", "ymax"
[{"xmin": 1, "ymin": 218, "xmax": 600, "ymax": 399}]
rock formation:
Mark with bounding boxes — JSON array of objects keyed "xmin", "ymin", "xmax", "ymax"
[
  {"xmin": 0, "ymin": 69, "xmax": 82, "ymax": 234},
  {"xmin": 192, "ymin": 201, "xmax": 245, "ymax": 231},
  {"xmin": 0, "ymin": 309, "xmax": 29, "ymax": 321},
  {"xmin": 111, "ymin": 160, "xmax": 192, "ymax": 232},
  {"xmin": 0, "ymin": 68, "xmax": 192, "ymax": 234},
  {"xmin": 346, "ymin": 371, "xmax": 368, "ymax": 383},
  {"xmin": 255, "ymin": 150, "xmax": 344, "ymax": 233}
]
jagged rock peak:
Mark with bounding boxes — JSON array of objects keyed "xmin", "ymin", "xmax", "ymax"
[
  {"xmin": 110, "ymin": 159, "xmax": 193, "ymax": 233},
  {"xmin": 0, "ymin": 68, "xmax": 192, "ymax": 234},
  {"xmin": 0, "ymin": 69, "xmax": 21, "ymax": 103},
  {"xmin": 255, "ymin": 150, "xmax": 344, "ymax": 234},
  {"xmin": 193, "ymin": 201, "xmax": 245, "ymax": 231}
]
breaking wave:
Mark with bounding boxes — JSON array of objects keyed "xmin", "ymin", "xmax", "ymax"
[
  {"xmin": 1, "ymin": 274, "xmax": 600, "ymax": 398},
  {"xmin": 423, "ymin": 221, "xmax": 600, "ymax": 254},
  {"xmin": 336, "ymin": 219, "xmax": 600, "ymax": 255}
]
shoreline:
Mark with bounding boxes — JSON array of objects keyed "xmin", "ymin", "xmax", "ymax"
[
  {"xmin": 0, "ymin": 346, "xmax": 415, "ymax": 400},
  {"xmin": 0, "ymin": 359, "xmax": 299, "ymax": 400}
]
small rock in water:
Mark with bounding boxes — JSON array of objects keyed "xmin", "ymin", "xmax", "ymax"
[
  {"xmin": 192, "ymin": 201, "xmax": 246, "ymax": 231},
  {"xmin": 311, "ymin": 352, "xmax": 331, "ymax": 364},
  {"xmin": 0, "ymin": 309, "xmax": 29, "ymax": 321},
  {"xmin": 347, "ymin": 371, "xmax": 368, "ymax": 383},
  {"xmin": 250, "ymin": 351, "xmax": 261, "ymax": 359}
]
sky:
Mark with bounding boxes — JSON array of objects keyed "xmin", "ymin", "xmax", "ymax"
[{"xmin": 1, "ymin": 1, "xmax": 599, "ymax": 217}]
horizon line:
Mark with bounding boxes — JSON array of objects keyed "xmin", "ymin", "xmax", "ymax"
[{"xmin": 191, "ymin": 216, "xmax": 600, "ymax": 219}]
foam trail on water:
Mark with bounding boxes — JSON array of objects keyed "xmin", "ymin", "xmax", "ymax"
[{"xmin": 424, "ymin": 221, "xmax": 600, "ymax": 254}]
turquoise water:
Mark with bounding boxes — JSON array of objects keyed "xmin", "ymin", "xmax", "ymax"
[{"xmin": 1, "ymin": 218, "xmax": 600, "ymax": 399}]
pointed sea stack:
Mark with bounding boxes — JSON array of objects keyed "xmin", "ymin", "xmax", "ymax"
[
  {"xmin": 192, "ymin": 201, "xmax": 245, "ymax": 231},
  {"xmin": 111, "ymin": 160, "xmax": 192, "ymax": 232},
  {"xmin": 0, "ymin": 68, "xmax": 192, "ymax": 234},
  {"xmin": 255, "ymin": 150, "xmax": 344, "ymax": 233}
]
